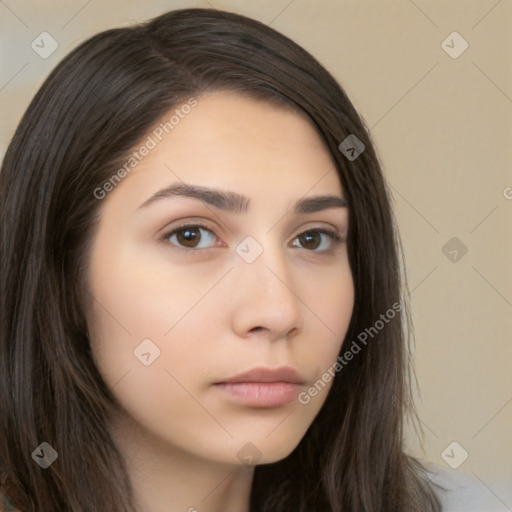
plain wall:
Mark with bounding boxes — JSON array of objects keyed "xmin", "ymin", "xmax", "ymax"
[{"xmin": 1, "ymin": 0, "xmax": 510, "ymax": 503}]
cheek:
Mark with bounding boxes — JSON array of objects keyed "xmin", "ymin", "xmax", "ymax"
[
  {"xmin": 289, "ymin": 261, "xmax": 354, "ymax": 414},
  {"xmin": 88, "ymin": 228, "xmax": 220, "ymax": 338},
  {"xmin": 85, "ymin": 251, "xmax": 228, "ymax": 454},
  {"xmin": 85, "ymin": 231, "xmax": 355, "ymax": 464},
  {"xmin": 88, "ymin": 245, "xmax": 354, "ymax": 390},
  {"xmin": 86, "ymin": 252, "xmax": 219, "ymax": 384},
  {"xmin": 301, "ymin": 262, "xmax": 354, "ymax": 362}
]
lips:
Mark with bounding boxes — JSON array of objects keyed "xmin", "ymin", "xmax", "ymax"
[
  {"xmin": 214, "ymin": 366, "xmax": 305, "ymax": 385},
  {"xmin": 213, "ymin": 366, "xmax": 305, "ymax": 408}
]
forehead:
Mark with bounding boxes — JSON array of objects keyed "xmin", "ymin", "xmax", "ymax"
[{"xmin": 103, "ymin": 92, "xmax": 343, "ymax": 212}]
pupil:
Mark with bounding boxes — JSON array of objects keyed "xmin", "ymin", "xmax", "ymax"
[
  {"xmin": 178, "ymin": 228, "xmax": 199, "ymax": 247},
  {"xmin": 301, "ymin": 231, "xmax": 319, "ymax": 249}
]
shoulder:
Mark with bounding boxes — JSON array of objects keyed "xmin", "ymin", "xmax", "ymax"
[
  {"xmin": 425, "ymin": 463, "xmax": 511, "ymax": 512},
  {"xmin": 0, "ymin": 483, "xmax": 24, "ymax": 512},
  {"xmin": 0, "ymin": 488, "xmax": 22, "ymax": 512}
]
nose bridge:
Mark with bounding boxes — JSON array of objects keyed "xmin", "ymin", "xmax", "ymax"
[
  {"xmin": 241, "ymin": 232, "xmax": 294, "ymax": 296},
  {"xmin": 231, "ymin": 232, "xmax": 304, "ymax": 338}
]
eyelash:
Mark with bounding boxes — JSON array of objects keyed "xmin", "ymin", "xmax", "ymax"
[{"xmin": 160, "ymin": 223, "xmax": 344, "ymax": 254}]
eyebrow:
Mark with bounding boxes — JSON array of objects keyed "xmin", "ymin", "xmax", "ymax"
[{"xmin": 136, "ymin": 183, "xmax": 347, "ymax": 215}]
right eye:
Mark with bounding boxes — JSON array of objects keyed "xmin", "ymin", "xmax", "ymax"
[{"xmin": 162, "ymin": 224, "xmax": 218, "ymax": 250}]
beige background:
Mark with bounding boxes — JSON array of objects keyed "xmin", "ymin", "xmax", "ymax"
[{"xmin": 1, "ymin": 0, "xmax": 510, "ymax": 505}]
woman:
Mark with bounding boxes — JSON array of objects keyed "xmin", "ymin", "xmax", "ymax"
[{"xmin": 0, "ymin": 7, "xmax": 442, "ymax": 511}]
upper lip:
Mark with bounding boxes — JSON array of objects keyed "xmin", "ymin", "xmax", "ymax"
[{"xmin": 215, "ymin": 366, "xmax": 305, "ymax": 385}]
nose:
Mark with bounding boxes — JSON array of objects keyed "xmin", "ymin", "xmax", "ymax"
[{"xmin": 230, "ymin": 242, "xmax": 304, "ymax": 342}]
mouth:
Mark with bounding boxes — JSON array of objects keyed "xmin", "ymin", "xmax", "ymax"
[{"xmin": 212, "ymin": 366, "xmax": 305, "ymax": 408}]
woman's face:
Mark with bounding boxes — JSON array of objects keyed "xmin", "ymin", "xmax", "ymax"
[{"xmin": 86, "ymin": 92, "xmax": 354, "ymax": 466}]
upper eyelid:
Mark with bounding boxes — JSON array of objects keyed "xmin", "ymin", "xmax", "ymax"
[
  {"xmin": 161, "ymin": 213, "xmax": 346, "ymax": 232},
  {"xmin": 162, "ymin": 222, "xmax": 344, "ymax": 248},
  {"xmin": 162, "ymin": 220, "xmax": 343, "ymax": 237}
]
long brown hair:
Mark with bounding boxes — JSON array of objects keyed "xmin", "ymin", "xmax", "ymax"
[{"xmin": 0, "ymin": 8, "xmax": 440, "ymax": 511}]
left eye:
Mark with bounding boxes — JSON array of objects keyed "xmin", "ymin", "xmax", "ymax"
[
  {"xmin": 162, "ymin": 225, "xmax": 342, "ymax": 252},
  {"xmin": 291, "ymin": 229, "xmax": 343, "ymax": 251}
]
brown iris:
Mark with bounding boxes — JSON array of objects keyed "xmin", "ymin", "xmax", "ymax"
[
  {"xmin": 176, "ymin": 227, "xmax": 202, "ymax": 248},
  {"xmin": 298, "ymin": 231, "xmax": 321, "ymax": 250}
]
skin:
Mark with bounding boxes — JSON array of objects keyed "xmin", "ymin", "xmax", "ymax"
[{"xmin": 85, "ymin": 92, "xmax": 354, "ymax": 512}]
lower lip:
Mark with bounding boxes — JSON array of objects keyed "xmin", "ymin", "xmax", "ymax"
[{"xmin": 213, "ymin": 382, "xmax": 302, "ymax": 407}]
